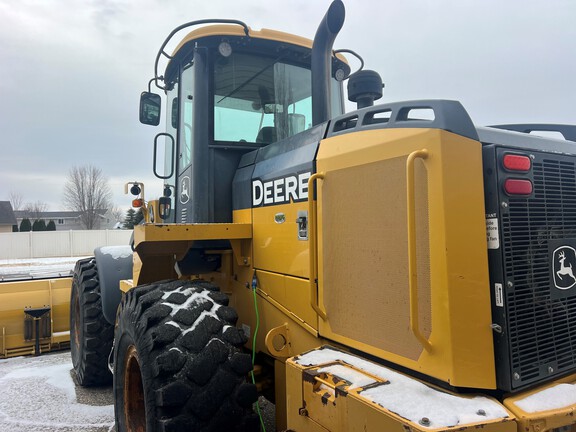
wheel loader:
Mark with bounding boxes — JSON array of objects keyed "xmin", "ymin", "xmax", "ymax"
[{"xmin": 67, "ymin": 0, "xmax": 576, "ymax": 431}]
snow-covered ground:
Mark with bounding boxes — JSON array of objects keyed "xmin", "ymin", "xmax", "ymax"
[
  {"xmin": 0, "ymin": 257, "xmax": 89, "ymax": 281},
  {"xmin": 0, "ymin": 351, "xmax": 115, "ymax": 432},
  {"xmin": 0, "ymin": 350, "xmax": 275, "ymax": 432}
]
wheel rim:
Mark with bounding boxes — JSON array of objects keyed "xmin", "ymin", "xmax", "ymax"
[{"xmin": 124, "ymin": 345, "xmax": 146, "ymax": 432}]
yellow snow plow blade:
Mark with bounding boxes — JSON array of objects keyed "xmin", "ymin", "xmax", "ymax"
[{"xmin": 0, "ymin": 277, "xmax": 72, "ymax": 358}]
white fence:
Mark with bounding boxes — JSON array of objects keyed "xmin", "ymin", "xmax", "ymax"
[{"xmin": 0, "ymin": 230, "xmax": 133, "ymax": 260}]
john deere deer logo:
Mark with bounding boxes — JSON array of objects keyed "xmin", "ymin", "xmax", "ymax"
[
  {"xmin": 180, "ymin": 176, "xmax": 190, "ymax": 204},
  {"xmin": 553, "ymin": 246, "xmax": 576, "ymax": 290}
]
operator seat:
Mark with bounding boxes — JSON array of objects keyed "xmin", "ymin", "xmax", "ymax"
[{"xmin": 256, "ymin": 126, "xmax": 277, "ymax": 144}]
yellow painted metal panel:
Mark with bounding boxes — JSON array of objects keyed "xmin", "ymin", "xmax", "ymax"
[
  {"xmin": 286, "ymin": 347, "xmax": 516, "ymax": 432},
  {"xmin": 255, "ymin": 270, "xmax": 317, "ymax": 330},
  {"xmin": 132, "ymin": 223, "xmax": 253, "ymax": 284},
  {"xmin": 173, "ymin": 25, "xmax": 315, "ymax": 57},
  {"xmin": 0, "ymin": 277, "xmax": 71, "ymax": 357},
  {"xmin": 253, "ymin": 203, "xmax": 310, "ymax": 278},
  {"xmin": 49, "ymin": 278, "xmax": 72, "ymax": 336},
  {"xmin": 256, "ymin": 270, "xmax": 286, "ymax": 305},
  {"xmin": 233, "ymin": 208, "xmax": 252, "ymax": 224},
  {"xmin": 504, "ymin": 373, "xmax": 576, "ymax": 431},
  {"xmin": 227, "ymin": 274, "xmax": 320, "ymax": 349},
  {"xmin": 133, "ymin": 222, "xmax": 251, "ymax": 246},
  {"xmin": 315, "ymin": 128, "xmax": 496, "ymax": 389},
  {"xmin": 119, "ymin": 279, "xmax": 134, "ymax": 294}
]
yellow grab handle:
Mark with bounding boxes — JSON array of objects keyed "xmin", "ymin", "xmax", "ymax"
[
  {"xmin": 406, "ymin": 149, "xmax": 433, "ymax": 352},
  {"xmin": 308, "ymin": 172, "xmax": 328, "ymax": 321}
]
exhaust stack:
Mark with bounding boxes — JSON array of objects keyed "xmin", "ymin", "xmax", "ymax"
[{"xmin": 311, "ymin": 0, "xmax": 345, "ymax": 126}]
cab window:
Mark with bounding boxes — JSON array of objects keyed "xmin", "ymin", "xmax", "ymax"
[
  {"xmin": 214, "ymin": 53, "xmax": 314, "ymax": 145},
  {"xmin": 179, "ymin": 63, "xmax": 194, "ymax": 169}
]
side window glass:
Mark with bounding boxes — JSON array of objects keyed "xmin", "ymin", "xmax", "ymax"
[
  {"xmin": 164, "ymin": 83, "xmax": 178, "ymax": 186},
  {"xmin": 179, "ymin": 63, "xmax": 194, "ymax": 170}
]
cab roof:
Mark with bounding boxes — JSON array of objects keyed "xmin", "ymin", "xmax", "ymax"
[
  {"xmin": 166, "ymin": 24, "xmax": 348, "ymax": 76},
  {"xmin": 172, "ymin": 24, "xmax": 316, "ymax": 55}
]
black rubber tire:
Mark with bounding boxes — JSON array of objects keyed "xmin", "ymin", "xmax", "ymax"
[
  {"xmin": 70, "ymin": 257, "xmax": 114, "ymax": 386},
  {"xmin": 113, "ymin": 280, "xmax": 260, "ymax": 432}
]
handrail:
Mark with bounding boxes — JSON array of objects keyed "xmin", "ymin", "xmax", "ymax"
[
  {"xmin": 154, "ymin": 19, "xmax": 250, "ymax": 90},
  {"xmin": 406, "ymin": 149, "xmax": 433, "ymax": 352},
  {"xmin": 308, "ymin": 173, "xmax": 328, "ymax": 320}
]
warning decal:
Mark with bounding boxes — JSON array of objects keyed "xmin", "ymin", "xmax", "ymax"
[
  {"xmin": 486, "ymin": 217, "xmax": 500, "ymax": 250},
  {"xmin": 495, "ymin": 283, "xmax": 504, "ymax": 307}
]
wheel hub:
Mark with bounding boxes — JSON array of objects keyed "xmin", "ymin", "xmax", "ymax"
[{"xmin": 124, "ymin": 345, "xmax": 146, "ymax": 431}]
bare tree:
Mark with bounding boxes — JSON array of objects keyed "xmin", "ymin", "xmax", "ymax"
[
  {"xmin": 110, "ymin": 206, "xmax": 125, "ymax": 224},
  {"xmin": 9, "ymin": 191, "xmax": 24, "ymax": 211},
  {"xmin": 24, "ymin": 200, "xmax": 48, "ymax": 221},
  {"xmin": 63, "ymin": 165, "xmax": 113, "ymax": 229}
]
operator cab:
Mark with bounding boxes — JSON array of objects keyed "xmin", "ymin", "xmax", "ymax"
[{"xmin": 140, "ymin": 23, "xmax": 350, "ymax": 224}]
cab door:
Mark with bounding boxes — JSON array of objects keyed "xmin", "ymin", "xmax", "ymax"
[{"xmin": 174, "ymin": 62, "xmax": 195, "ymax": 223}]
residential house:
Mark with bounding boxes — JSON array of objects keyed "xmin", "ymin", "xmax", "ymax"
[
  {"xmin": 0, "ymin": 201, "xmax": 17, "ymax": 233},
  {"xmin": 14, "ymin": 209, "xmax": 118, "ymax": 231}
]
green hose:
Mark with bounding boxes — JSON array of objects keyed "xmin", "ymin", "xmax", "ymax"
[{"xmin": 250, "ymin": 274, "xmax": 266, "ymax": 432}]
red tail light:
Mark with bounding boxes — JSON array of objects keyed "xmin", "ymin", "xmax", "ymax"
[
  {"xmin": 503, "ymin": 154, "xmax": 531, "ymax": 172},
  {"xmin": 504, "ymin": 179, "xmax": 533, "ymax": 195}
]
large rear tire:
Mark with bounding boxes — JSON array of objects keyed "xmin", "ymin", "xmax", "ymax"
[
  {"xmin": 70, "ymin": 257, "xmax": 114, "ymax": 386},
  {"xmin": 113, "ymin": 280, "xmax": 259, "ymax": 432}
]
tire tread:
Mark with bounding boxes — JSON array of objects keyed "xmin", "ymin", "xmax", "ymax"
[
  {"xmin": 70, "ymin": 257, "xmax": 114, "ymax": 386},
  {"xmin": 114, "ymin": 279, "xmax": 259, "ymax": 431}
]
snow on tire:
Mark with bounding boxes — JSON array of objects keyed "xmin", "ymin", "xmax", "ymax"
[
  {"xmin": 113, "ymin": 279, "xmax": 259, "ymax": 432},
  {"xmin": 70, "ymin": 257, "xmax": 114, "ymax": 386}
]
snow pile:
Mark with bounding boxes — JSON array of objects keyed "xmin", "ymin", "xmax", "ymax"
[
  {"xmin": 100, "ymin": 246, "xmax": 132, "ymax": 260},
  {"xmin": 0, "ymin": 352, "xmax": 114, "ymax": 431},
  {"xmin": 514, "ymin": 383, "xmax": 576, "ymax": 413},
  {"xmin": 162, "ymin": 285, "xmax": 223, "ymax": 334},
  {"xmin": 0, "ymin": 257, "xmax": 89, "ymax": 280},
  {"xmin": 296, "ymin": 347, "xmax": 510, "ymax": 429}
]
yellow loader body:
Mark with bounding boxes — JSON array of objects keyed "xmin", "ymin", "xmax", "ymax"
[{"xmin": 125, "ymin": 126, "xmax": 576, "ymax": 431}]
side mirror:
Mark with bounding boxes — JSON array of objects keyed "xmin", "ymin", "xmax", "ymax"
[{"xmin": 139, "ymin": 92, "xmax": 161, "ymax": 126}]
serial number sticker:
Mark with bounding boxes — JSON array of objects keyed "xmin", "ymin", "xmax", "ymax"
[
  {"xmin": 495, "ymin": 283, "xmax": 504, "ymax": 307},
  {"xmin": 486, "ymin": 217, "xmax": 500, "ymax": 249}
]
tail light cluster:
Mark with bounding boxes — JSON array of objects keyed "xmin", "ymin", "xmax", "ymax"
[{"xmin": 502, "ymin": 153, "xmax": 533, "ymax": 196}]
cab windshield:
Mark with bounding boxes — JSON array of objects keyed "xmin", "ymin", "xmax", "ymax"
[{"xmin": 214, "ymin": 52, "xmax": 342, "ymax": 145}]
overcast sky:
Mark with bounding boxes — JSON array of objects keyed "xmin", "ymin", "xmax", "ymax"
[{"xmin": 1, "ymin": 0, "xmax": 575, "ymax": 213}]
